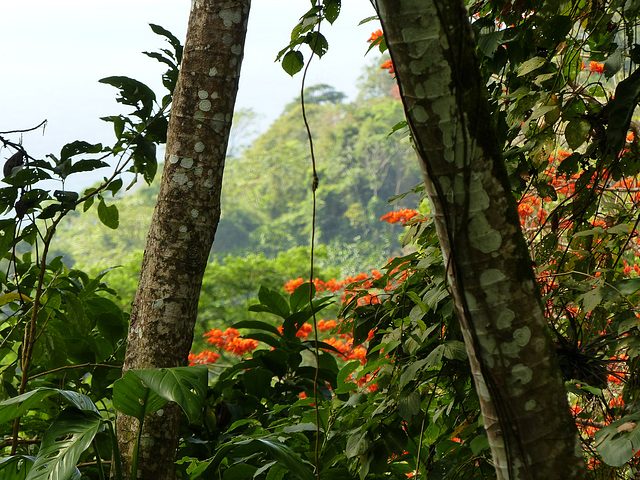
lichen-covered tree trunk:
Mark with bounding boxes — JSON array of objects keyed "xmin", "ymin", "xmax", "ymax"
[
  {"xmin": 377, "ymin": 2, "xmax": 586, "ymax": 479},
  {"xmin": 115, "ymin": 2, "xmax": 250, "ymax": 479}
]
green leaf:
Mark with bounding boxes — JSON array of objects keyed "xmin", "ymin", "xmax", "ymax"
[
  {"xmin": 282, "ymin": 51, "xmax": 304, "ymax": 76},
  {"xmin": 581, "ymin": 286, "xmax": 602, "ymax": 312},
  {"xmin": 290, "ymin": 282, "xmax": 315, "ymax": 312},
  {"xmin": 477, "ymin": 30, "xmax": 504, "ymax": 59},
  {"xmin": 604, "ymin": 49, "xmax": 623, "ymax": 79},
  {"xmin": 232, "ymin": 320, "xmax": 280, "ymax": 335},
  {"xmin": 345, "ymin": 432, "xmax": 368, "ymax": 458},
  {"xmin": 60, "ymin": 141, "xmax": 103, "ymax": 162},
  {"xmin": 595, "ymin": 413, "xmax": 640, "ymax": 467},
  {"xmin": 99, "ymin": 76, "xmax": 157, "ymax": 119},
  {"xmin": 607, "ymin": 67, "xmax": 640, "ymax": 153},
  {"xmin": 112, "ymin": 370, "xmax": 168, "ymax": 421},
  {"xmin": 324, "ymin": 0, "xmax": 341, "ymax": 24},
  {"xmin": 305, "ymin": 32, "xmax": 329, "ymax": 57},
  {"xmin": 133, "ymin": 366, "xmax": 208, "ymax": 423},
  {"xmin": 0, "ymin": 456, "xmax": 34, "ymax": 480},
  {"xmin": 241, "ymin": 368, "xmax": 274, "ymax": 398},
  {"xmin": 97, "ymin": 198, "xmax": 119, "ymax": 229},
  {"xmin": 564, "ymin": 119, "xmax": 590, "ymax": 150},
  {"xmin": 517, "ymin": 57, "xmax": 546, "ymax": 77},
  {"xmin": 28, "ymin": 407, "xmax": 101, "ymax": 480},
  {"xmin": 397, "ymin": 392, "xmax": 421, "ymax": 421},
  {"xmin": 257, "ymin": 286, "xmax": 290, "ymax": 318},
  {"xmin": 0, "ymin": 388, "xmax": 71, "ymax": 423}
]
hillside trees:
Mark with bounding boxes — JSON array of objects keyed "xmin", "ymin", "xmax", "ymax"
[
  {"xmin": 376, "ymin": 0, "xmax": 586, "ymax": 478},
  {"xmin": 115, "ymin": 1, "xmax": 251, "ymax": 479}
]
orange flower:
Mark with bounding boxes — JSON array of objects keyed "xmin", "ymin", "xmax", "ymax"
[
  {"xmin": 188, "ymin": 350, "xmax": 220, "ymax": 365},
  {"xmin": 380, "ymin": 59, "xmax": 395, "ymax": 75},
  {"xmin": 589, "ymin": 61, "xmax": 604, "ymax": 74},
  {"xmin": 284, "ymin": 277, "xmax": 304, "ymax": 293},
  {"xmin": 368, "ymin": 29, "xmax": 383, "ymax": 43}
]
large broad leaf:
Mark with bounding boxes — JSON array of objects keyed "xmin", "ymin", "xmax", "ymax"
[
  {"xmin": 131, "ymin": 366, "xmax": 208, "ymax": 423},
  {"xmin": 201, "ymin": 438, "xmax": 314, "ymax": 480},
  {"xmin": 607, "ymin": 67, "xmax": 640, "ymax": 153},
  {"xmin": 0, "ymin": 388, "xmax": 97, "ymax": 424},
  {"xmin": 27, "ymin": 407, "xmax": 100, "ymax": 480},
  {"xmin": 112, "ymin": 370, "xmax": 168, "ymax": 421},
  {"xmin": 0, "ymin": 456, "xmax": 35, "ymax": 480},
  {"xmin": 595, "ymin": 412, "xmax": 640, "ymax": 467}
]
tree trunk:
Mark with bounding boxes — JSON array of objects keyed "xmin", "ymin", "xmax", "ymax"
[
  {"xmin": 116, "ymin": 2, "xmax": 250, "ymax": 479},
  {"xmin": 376, "ymin": 1, "xmax": 586, "ymax": 479}
]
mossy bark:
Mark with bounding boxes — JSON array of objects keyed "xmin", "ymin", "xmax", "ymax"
[
  {"xmin": 115, "ymin": 2, "xmax": 250, "ymax": 479},
  {"xmin": 377, "ymin": 1, "xmax": 587, "ymax": 479}
]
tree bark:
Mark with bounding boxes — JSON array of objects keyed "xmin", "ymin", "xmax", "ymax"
[
  {"xmin": 115, "ymin": 2, "xmax": 250, "ymax": 479},
  {"xmin": 376, "ymin": 1, "xmax": 587, "ymax": 479}
]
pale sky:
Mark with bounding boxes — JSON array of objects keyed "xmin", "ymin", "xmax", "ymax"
[{"xmin": 1, "ymin": 0, "xmax": 378, "ymax": 188}]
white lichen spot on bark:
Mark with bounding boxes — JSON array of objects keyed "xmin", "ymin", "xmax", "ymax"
[
  {"xmin": 513, "ymin": 326, "xmax": 531, "ymax": 347},
  {"xmin": 411, "ymin": 105, "xmax": 429, "ymax": 122},
  {"xmin": 482, "ymin": 352, "xmax": 495, "ymax": 368},
  {"xmin": 172, "ymin": 173, "xmax": 188, "ymax": 185},
  {"xmin": 194, "ymin": 111, "xmax": 205, "ymax": 122},
  {"xmin": 198, "ymin": 90, "xmax": 208, "ymax": 99},
  {"xmin": 156, "ymin": 409, "xmax": 164, "ymax": 416},
  {"xmin": 179, "ymin": 225, "xmax": 188, "ymax": 233},
  {"xmin": 512, "ymin": 363, "xmax": 534, "ymax": 385},
  {"xmin": 194, "ymin": 166, "xmax": 203, "ymax": 175},
  {"xmin": 210, "ymin": 92, "xmax": 219, "ymax": 99},
  {"xmin": 496, "ymin": 309, "xmax": 515, "ymax": 329},
  {"xmin": 191, "ymin": 209, "xmax": 199, "ymax": 218},
  {"xmin": 152, "ymin": 299, "xmax": 164, "ymax": 309},
  {"xmin": 524, "ymin": 399, "xmax": 536, "ymax": 411},
  {"xmin": 468, "ymin": 213, "xmax": 503, "ymax": 253},
  {"xmin": 208, "ymin": 67, "xmax": 218, "ymax": 77},
  {"xmin": 180, "ymin": 157, "xmax": 194, "ymax": 168},
  {"xmin": 231, "ymin": 44, "xmax": 242, "ymax": 55},
  {"xmin": 194, "ymin": 142, "xmax": 205, "ymax": 153},
  {"xmin": 222, "ymin": 33, "xmax": 233, "ymax": 45},
  {"xmin": 169, "ymin": 154, "xmax": 180, "ymax": 164},
  {"xmin": 219, "ymin": 8, "xmax": 241, "ymax": 27},
  {"xmin": 479, "ymin": 268, "xmax": 506, "ymax": 289},
  {"xmin": 199, "ymin": 99, "xmax": 212, "ymax": 112}
]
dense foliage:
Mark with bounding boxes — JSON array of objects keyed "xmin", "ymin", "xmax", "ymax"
[{"xmin": 2, "ymin": 0, "xmax": 640, "ymax": 479}]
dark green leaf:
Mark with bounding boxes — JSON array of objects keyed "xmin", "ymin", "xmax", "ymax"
[
  {"xmin": 28, "ymin": 408, "xmax": 101, "ymax": 480},
  {"xmin": 257, "ymin": 286, "xmax": 290, "ymax": 318},
  {"xmin": 324, "ymin": 0, "xmax": 341, "ymax": 24},
  {"xmin": 112, "ymin": 370, "xmax": 168, "ymax": 421},
  {"xmin": 305, "ymin": 32, "xmax": 329, "ymax": 57},
  {"xmin": 134, "ymin": 366, "xmax": 208, "ymax": 423},
  {"xmin": 0, "ymin": 456, "xmax": 34, "ymax": 480},
  {"xmin": 564, "ymin": 119, "xmax": 590, "ymax": 150},
  {"xmin": 97, "ymin": 199, "xmax": 119, "ymax": 229},
  {"xmin": 282, "ymin": 51, "xmax": 304, "ymax": 76},
  {"xmin": 607, "ymin": 67, "xmax": 640, "ymax": 153},
  {"xmin": 290, "ymin": 282, "xmax": 315, "ymax": 312},
  {"xmin": 99, "ymin": 76, "xmax": 156, "ymax": 119},
  {"xmin": 60, "ymin": 141, "xmax": 103, "ymax": 162}
]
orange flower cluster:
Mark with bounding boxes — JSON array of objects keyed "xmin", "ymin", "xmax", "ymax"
[
  {"xmin": 367, "ymin": 29, "xmax": 383, "ymax": 43},
  {"xmin": 380, "ymin": 59, "xmax": 395, "ymax": 75},
  {"xmin": 325, "ymin": 336, "xmax": 368, "ymax": 363},
  {"xmin": 188, "ymin": 350, "xmax": 220, "ymax": 366},
  {"xmin": 380, "ymin": 209, "xmax": 419, "ymax": 225},
  {"xmin": 204, "ymin": 327, "xmax": 258, "ymax": 356},
  {"xmin": 589, "ymin": 61, "xmax": 605, "ymax": 74},
  {"xmin": 284, "ymin": 271, "xmax": 384, "ymax": 295}
]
